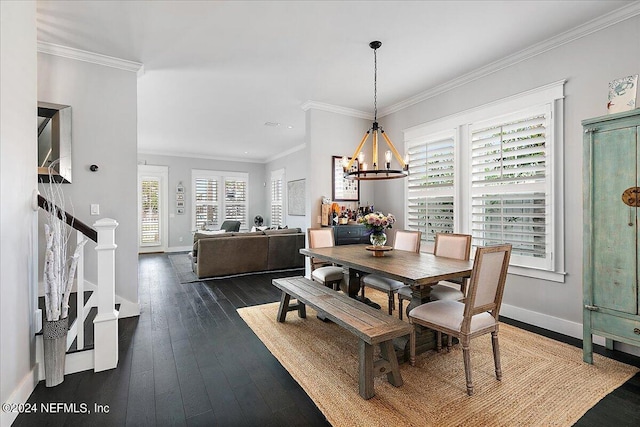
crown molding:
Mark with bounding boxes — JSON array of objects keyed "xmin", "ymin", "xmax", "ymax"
[
  {"xmin": 301, "ymin": 100, "xmax": 373, "ymax": 120},
  {"xmin": 379, "ymin": 1, "xmax": 640, "ymax": 117},
  {"xmin": 138, "ymin": 148, "xmax": 266, "ymax": 164},
  {"xmin": 264, "ymin": 143, "xmax": 306, "ymax": 163},
  {"xmin": 37, "ymin": 41, "xmax": 144, "ymax": 75}
]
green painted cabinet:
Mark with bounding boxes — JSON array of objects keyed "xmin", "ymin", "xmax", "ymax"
[{"xmin": 583, "ymin": 109, "xmax": 640, "ymax": 363}]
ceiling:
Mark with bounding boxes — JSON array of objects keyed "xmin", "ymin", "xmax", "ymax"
[{"xmin": 36, "ymin": 1, "xmax": 635, "ymax": 162}]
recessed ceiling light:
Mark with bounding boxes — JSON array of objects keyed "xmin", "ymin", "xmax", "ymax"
[{"xmin": 287, "ymin": 125, "xmax": 294, "ymax": 129}]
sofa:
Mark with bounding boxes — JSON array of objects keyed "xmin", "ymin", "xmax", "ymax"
[{"xmin": 191, "ymin": 227, "xmax": 305, "ymax": 279}]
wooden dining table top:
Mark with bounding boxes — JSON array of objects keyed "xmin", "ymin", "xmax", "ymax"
[{"xmin": 300, "ymin": 244, "xmax": 473, "ymax": 287}]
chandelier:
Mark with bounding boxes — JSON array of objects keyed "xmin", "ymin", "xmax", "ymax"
[{"xmin": 342, "ymin": 41, "xmax": 409, "ymax": 180}]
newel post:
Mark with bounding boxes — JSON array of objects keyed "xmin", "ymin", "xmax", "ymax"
[{"xmin": 93, "ymin": 218, "xmax": 119, "ymax": 372}]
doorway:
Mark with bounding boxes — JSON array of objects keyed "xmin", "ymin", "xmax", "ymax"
[{"xmin": 138, "ymin": 165, "xmax": 168, "ymax": 253}]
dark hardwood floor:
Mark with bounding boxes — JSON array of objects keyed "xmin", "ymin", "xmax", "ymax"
[{"xmin": 14, "ymin": 253, "xmax": 640, "ymax": 426}]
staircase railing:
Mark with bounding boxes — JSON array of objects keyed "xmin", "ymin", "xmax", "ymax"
[{"xmin": 37, "ymin": 194, "xmax": 119, "ymax": 372}]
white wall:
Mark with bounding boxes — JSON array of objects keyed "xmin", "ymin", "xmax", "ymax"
[
  {"xmin": 378, "ymin": 15, "xmax": 640, "ymax": 350},
  {"xmin": 305, "ymin": 108, "xmax": 376, "ymax": 228},
  {"xmin": 0, "ymin": 2, "xmax": 39, "ymax": 426},
  {"xmin": 38, "ymin": 54, "xmax": 139, "ymax": 308},
  {"xmin": 264, "ymin": 146, "xmax": 308, "ymax": 231},
  {"xmin": 137, "ymin": 153, "xmax": 266, "ymax": 250}
]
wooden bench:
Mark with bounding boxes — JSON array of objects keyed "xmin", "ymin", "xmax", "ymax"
[{"xmin": 272, "ymin": 276, "xmax": 415, "ymax": 399}]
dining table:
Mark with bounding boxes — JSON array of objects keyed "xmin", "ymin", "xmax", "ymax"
[{"xmin": 300, "ymin": 244, "xmax": 474, "ymax": 358}]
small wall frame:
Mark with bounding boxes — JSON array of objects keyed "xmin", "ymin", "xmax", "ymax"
[{"xmin": 332, "ymin": 156, "xmax": 359, "ymax": 201}]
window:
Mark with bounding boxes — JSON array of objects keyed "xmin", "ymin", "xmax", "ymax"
[
  {"xmin": 140, "ymin": 178, "xmax": 160, "ymax": 246},
  {"xmin": 192, "ymin": 170, "xmax": 249, "ymax": 230},
  {"xmin": 403, "ymin": 81, "xmax": 565, "ymax": 281},
  {"xmin": 271, "ymin": 169, "xmax": 284, "ymax": 227},
  {"xmin": 406, "ymin": 130, "xmax": 456, "ymax": 245},
  {"xmin": 470, "ymin": 107, "xmax": 550, "ymax": 270}
]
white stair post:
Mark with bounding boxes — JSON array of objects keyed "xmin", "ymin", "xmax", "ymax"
[
  {"xmin": 93, "ymin": 218, "xmax": 119, "ymax": 372},
  {"xmin": 76, "ymin": 231, "xmax": 86, "ymax": 350}
]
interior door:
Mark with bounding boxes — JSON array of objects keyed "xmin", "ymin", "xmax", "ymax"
[{"xmin": 138, "ymin": 165, "xmax": 168, "ymax": 253}]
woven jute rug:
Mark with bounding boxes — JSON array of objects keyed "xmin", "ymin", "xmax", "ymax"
[{"xmin": 238, "ymin": 289, "xmax": 638, "ymax": 427}]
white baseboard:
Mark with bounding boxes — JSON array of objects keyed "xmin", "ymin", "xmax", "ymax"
[
  {"xmin": 1, "ymin": 366, "xmax": 39, "ymax": 427},
  {"xmin": 500, "ymin": 303, "xmax": 606, "ymax": 347},
  {"xmin": 167, "ymin": 245, "xmax": 192, "ymax": 253}
]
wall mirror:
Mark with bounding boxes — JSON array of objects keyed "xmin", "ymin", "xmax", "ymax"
[{"xmin": 38, "ymin": 101, "xmax": 72, "ymax": 183}]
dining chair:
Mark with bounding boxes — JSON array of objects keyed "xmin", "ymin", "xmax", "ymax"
[
  {"xmin": 408, "ymin": 244, "xmax": 512, "ymax": 395},
  {"xmin": 307, "ymin": 228, "xmax": 344, "ymax": 291},
  {"xmin": 361, "ymin": 230, "xmax": 421, "ymax": 316},
  {"xmin": 398, "ymin": 233, "xmax": 472, "ymax": 319}
]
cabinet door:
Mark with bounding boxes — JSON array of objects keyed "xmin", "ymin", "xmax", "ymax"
[{"xmin": 591, "ymin": 127, "xmax": 638, "ymax": 314}]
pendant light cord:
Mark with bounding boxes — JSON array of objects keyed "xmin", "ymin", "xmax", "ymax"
[{"xmin": 373, "ymin": 47, "xmax": 378, "ymax": 122}]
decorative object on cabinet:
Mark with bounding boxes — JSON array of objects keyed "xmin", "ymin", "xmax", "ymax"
[
  {"xmin": 583, "ymin": 109, "xmax": 640, "ymax": 364},
  {"xmin": 607, "ymin": 75, "xmax": 638, "ymax": 114},
  {"xmin": 332, "ymin": 156, "xmax": 359, "ymax": 201},
  {"xmin": 287, "ymin": 179, "xmax": 305, "ymax": 216}
]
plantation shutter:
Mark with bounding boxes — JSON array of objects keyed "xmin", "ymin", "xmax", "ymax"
[
  {"xmin": 140, "ymin": 178, "xmax": 160, "ymax": 246},
  {"xmin": 470, "ymin": 107, "xmax": 550, "ymax": 269},
  {"xmin": 194, "ymin": 177, "xmax": 218, "ymax": 230},
  {"xmin": 406, "ymin": 132, "xmax": 455, "ymax": 244},
  {"xmin": 271, "ymin": 170, "xmax": 284, "ymax": 227},
  {"xmin": 224, "ymin": 178, "xmax": 247, "ymax": 227}
]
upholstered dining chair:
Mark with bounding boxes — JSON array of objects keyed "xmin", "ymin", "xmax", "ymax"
[
  {"xmin": 307, "ymin": 228, "xmax": 344, "ymax": 291},
  {"xmin": 408, "ymin": 244, "xmax": 512, "ymax": 396},
  {"xmin": 398, "ymin": 233, "xmax": 472, "ymax": 319},
  {"xmin": 361, "ymin": 230, "xmax": 421, "ymax": 316}
]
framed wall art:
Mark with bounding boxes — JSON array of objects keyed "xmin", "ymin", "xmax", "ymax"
[
  {"xmin": 287, "ymin": 179, "xmax": 305, "ymax": 216},
  {"xmin": 607, "ymin": 75, "xmax": 638, "ymax": 114},
  {"xmin": 332, "ymin": 156, "xmax": 359, "ymax": 201}
]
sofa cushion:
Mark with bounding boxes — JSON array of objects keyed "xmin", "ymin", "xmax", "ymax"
[
  {"xmin": 196, "ymin": 235, "xmax": 269, "ymax": 278},
  {"xmin": 266, "ymin": 233, "xmax": 305, "ymax": 270},
  {"xmin": 263, "ymin": 227, "xmax": 302, "ymax": 235},
  {"xmin": 230, "ymin": 231, "xmax": 266, "ymax": 237}
]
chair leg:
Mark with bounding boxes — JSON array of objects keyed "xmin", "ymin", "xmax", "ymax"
[
  {"xmin": 436, "ymin": 331, "xmax": 442, "ymax": 352},
  {"xmin": 398, "ymin": 298, "xmax": 404, "ymax": 320},
  {"xmin": 462, "ymin": 338, "xmax": 474, "ymax": 396},
  {"xmin": 447, "ymin": 334, "xmax": 453, "ymax": 352},
  {"xmin": 409, "ymin": 325, "xmax": 416, "ymax": 366},
  {"xmin": 387, "ymin": 292, "xmax": 394, "ymax": 315},
  {"xmin": 492, "ymin": 331, "xmax": 502, "ymax": 381}
]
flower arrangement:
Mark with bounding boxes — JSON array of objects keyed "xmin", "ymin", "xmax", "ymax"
[{"xmin": 358, "ymin": 211, "xmax": 396, "ymax": 235}]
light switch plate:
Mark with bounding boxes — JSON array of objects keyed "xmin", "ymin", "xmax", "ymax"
[{"xmin": 90, "ymin": 204, "xmax": 100, "ymax": 215}]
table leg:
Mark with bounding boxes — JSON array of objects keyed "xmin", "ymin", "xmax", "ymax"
[
  {"xmin": 393, "ymin": 284, "xmax": 440, "ymax": 362},
  {"xmin": 340, "ymin": 267, "xmax": 362, "ymax": 297},
  {"xmin": 341, "ymin": 268, "xmax": 382, "ymax": 310}
]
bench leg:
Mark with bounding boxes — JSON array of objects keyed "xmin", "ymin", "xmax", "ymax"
[
  {"xmin": 277, "ymin": 292, "xmax": 291, "ymax": 322},
  {"xmin": 297, "ymin": 302, "xmax": 306, "ymax": 318},
  {"xmin": 358, "ymin": 341, "xmax": 375, "ymax": 399},
  {"xmin": 277, "ymin": 292, "xmax": 306, "ymax": 322},
  {"xmin": 380, "ymin": 340, "xmax": 403, "ymax": 387}
]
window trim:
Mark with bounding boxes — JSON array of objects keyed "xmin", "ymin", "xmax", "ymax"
[
  {"xmin": 403, "ymin": 80, "xmax": 566, "ymax": 282},
  {"xmin": 270, "ymin": 168, "xmax": 285, "ymax": 227},
  {"xmin": 191, "ymin": 169, "xmax": 249, "ymax": 231}
]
